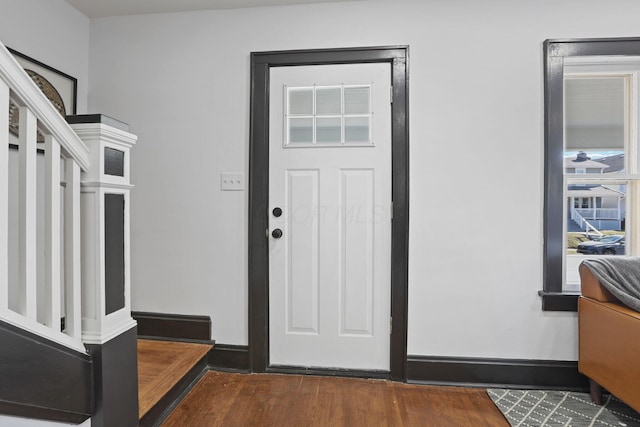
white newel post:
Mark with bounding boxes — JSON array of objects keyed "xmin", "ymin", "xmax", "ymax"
[
  {"xmin": 69, "ymin": 119, "xmax": 137, "ymax": 345},
  {"xmin": 70, "ymin": 116, "xmax": 139, "ymax": 427}
]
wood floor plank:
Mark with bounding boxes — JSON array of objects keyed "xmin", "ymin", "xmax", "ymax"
[
  {"xmin": 137, "ymin": 339, "xmax": 212, "ymax": 419},
  {"xmin": 393, "ymin": 383, "xmax": 505, "ymax": 426},
  {"xmin": 161, "ymin": 371, "xmax": 509, "ymax": 426},
  {"xmin": 312, "ymin": 377, "xmax": 396, "ymax": 427}
]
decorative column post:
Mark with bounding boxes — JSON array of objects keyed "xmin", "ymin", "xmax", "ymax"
[{"xmin": 68, "ymin": 115, "xmax": 138, "ymax": 427}]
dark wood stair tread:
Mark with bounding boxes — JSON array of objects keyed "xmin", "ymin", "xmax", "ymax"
[{"xmin": 137, "ymin": 339, "xmax": 212, "ymax": 420}]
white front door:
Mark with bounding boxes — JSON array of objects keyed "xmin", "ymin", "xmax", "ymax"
[{"xmin": 268, "ymin": 63, "xmax": 392, "ymax": 370}]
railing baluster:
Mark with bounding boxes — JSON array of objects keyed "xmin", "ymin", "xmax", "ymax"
[
  {"xmin": 0, "ymin": 81, "xmax": 8, "ymax": 311},
  {"xmin": 18, "ymin": 106, "xmax": 37, "ymax": 320},
  {"xmin": 44, "ymin": 134, "xmax": 61, "ymax": 329},
  {"xmin": 64, "ymin": 159, "xmax": 81, "ymax": 340},
  {"xmin": 0, "ymin": 42, "xmax": 94, "ymax": 352}
]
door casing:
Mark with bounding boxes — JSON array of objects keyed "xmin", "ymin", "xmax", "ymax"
[{"xmin": 248, "ymin": 46, "xmax": 409, "ymax": 381}]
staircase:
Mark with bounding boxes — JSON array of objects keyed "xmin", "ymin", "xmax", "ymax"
[
  {"xmin": 0, "ymin": 39, "xmax": 140, "ymax": 426},
  {"xmin": 138, "ymin": 339, "xmax": 213, "ymax": 426},
  {"xmin": 569, "ymin": 208, "xmax": 603, "ymax": 237},
  {"xmin": 567, "ymin": 217, "xmax": 584, "ymax": 232},
  {"xmin": 0, "ymin": 38, "xmax": 221, "ymax": 427},
  {"xmin": 0, "ymin": 39, "xmax": 89, "ymax": 354}
]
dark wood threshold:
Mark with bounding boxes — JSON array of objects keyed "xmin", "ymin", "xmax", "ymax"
[
  {"xmin": 407, "ymin": 355, "xmax": 588, "ymax": 391},
  {"xmin": 267, "ymin": 365, "xmax": 390, "ymax": 380},
  {"xmin": 539, "ymin": 291, "xmax": 579, "ymax": 311}
]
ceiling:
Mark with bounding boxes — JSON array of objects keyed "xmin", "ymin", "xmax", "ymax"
[{"xmin": 65, "ymin": 0, "xmax": 364, "ymax": 18}]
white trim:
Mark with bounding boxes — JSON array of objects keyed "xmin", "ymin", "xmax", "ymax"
[
  {"xmin": 0, "ymin": 308, "xmax": 86, "ymax": 353},
  {"xmin": 565, "ymin": 55, "xmax": 640, "ymax": 66},
  {"xmin": 75, "ymin": 122, "xmax": 136, "ymax": 347},
  {"xmin": 70, "ymin": 123, "xmax": 137, "ymax": 186},
  {"xmin": 284, "ymin": 83, "xmax": 373, "ymax": 147},
  {"xmin": 567, "ymin": 174, "xmax": 640, "ymax": 183},
  {"xmin": 70, "ymin": 123, "xmax": 137, "ymax": 148},
  {"xmin": 44, "ymin": 134, "xmax": 61, "ymax": 329},
  {"xmin": 82, "ymin": 317, "xmax": 137, "ymax": 345},
  {"xmin": 0, "ymin": 41, "xmax": 89, "ymax": 170},
  {"xmin": 18, "ymin": 107, "xmax": 37, "ymax": 320},
  {"xmin": 65, "ymin": 160, "xmax": 82, "ymax": 341},
  {"xmin": 563, "ymin": 61, "xmax": 640, "ymax": 289},
  {"xmin": 81, "ymin": 182, "xmax": 135, "ymax": 190},
  {"xmin": 0, "ymin": 80, "xmax": 8, "ymax": 311}
]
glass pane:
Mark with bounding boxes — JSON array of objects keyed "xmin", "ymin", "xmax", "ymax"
[
  {"xmin": 345, "ymin": 87, "xmax": 370, "ymax": 114},
  {"xmin": 288, "ymin": 88, "xmax": 313, "ymax": 115},
  {"xmin": 565, "ymin": 182, "xmax": 627, "ymax": 288},
  {"xmin": 316, "ymin": 117, "xmax": 341, "ymax": 143},
  {"xmin": 316, "ymin": 87, "xmax": 341, "ymax": 115},
  {"xmin": 289, "ymin": 117, "xmax": 313, "ymax": 143},
  {"xmin": 345, "ymin": 117, "xmax": 370, "ymax": 143},
  {"xmin": 564, "ymin": 77, "xmax": 625, "ymax": 168}
]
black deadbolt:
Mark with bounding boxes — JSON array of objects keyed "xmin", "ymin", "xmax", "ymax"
[
  {"xmin": 272, "ymin": 229, "xmax": 283, "ymax": 239},
  {"xmin": 273, "ymin": 207, "xmax": 283, "ymax": 217}
]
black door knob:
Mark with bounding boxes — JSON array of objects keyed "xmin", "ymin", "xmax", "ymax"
[
  {"xmin": 272, "ymin": 229, "xmax": 283, "ymax": 239},
  {"xmin": 273, "ymin": 207, "xmax": 283, "ymax": 217}
]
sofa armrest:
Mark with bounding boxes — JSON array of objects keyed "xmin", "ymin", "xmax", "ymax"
[
  {"xmin": 578, "ymin": 297, "xmax": 640, "ymax": 413},
  {"xmin": 579, "ymin": 263, "xmax": 621, "ymax": 303}
]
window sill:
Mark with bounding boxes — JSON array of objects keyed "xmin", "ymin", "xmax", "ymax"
[{"xmin": 538, "ymin": 291, "xmax": 580, "ymax": 312}]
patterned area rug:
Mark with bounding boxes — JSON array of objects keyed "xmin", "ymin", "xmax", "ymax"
[{"xmin": 488, "ymin": 389, "xmax": 640, "ymax": 427}]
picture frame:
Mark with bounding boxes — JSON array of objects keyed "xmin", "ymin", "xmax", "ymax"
[{"xmin": 8, "ymin": 47, "xmax": 77, "ymax": 116}]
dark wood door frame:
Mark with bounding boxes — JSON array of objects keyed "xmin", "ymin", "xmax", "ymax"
[{"xmin": 248, "ymin": 46, "xmax": 410, "ymax": 381}]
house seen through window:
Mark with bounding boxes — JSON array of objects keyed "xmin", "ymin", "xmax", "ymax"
[{"xmin": 563, "ymin": 59, "xmax": 640, "ymax": 291}]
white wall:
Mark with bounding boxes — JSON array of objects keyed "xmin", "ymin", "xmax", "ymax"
[
  {"xmin": 86, "ymin": 0, "xmax": 640, "ymax": 359},
  {"xmin": 0, "ymin": 0, "xmax": 90, "ymax": 113}
]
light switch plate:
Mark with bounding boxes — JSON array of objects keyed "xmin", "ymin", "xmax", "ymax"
[{"xmin": 221, "ymin": 173, "xmax": 244, "ymax": 191}]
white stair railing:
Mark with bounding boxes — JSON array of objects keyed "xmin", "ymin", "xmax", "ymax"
[
  {"xmin": 0, "ymin": 41, "xmax": 89, "ymax": 353},
  {"xmin": 574, "ymin": 207, "xmax": 619, "ymax": 220},
  {"xmin": 570, "ymin": 208, "xmax": 603, "ymax": 238}
]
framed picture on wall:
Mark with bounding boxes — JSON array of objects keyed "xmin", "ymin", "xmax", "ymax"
[
  {"xmin": 9, "ymin": 47, "xmax": 77, "ymax": 115},
  {"xmin": 7, "ymin": 47, "xmax": 78, "ymax": 141}
]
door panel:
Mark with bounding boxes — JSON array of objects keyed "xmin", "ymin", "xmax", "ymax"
[
  {"xmin": 285, "ymin": 169, "xmax": 319, "ymax": 335},
  {"xmin": 269, "ymin": 63, "xmax": 391, "ymax": 370},
  {"xmin": 339, "ymin": 169, "xmax": 374, "ymax": 337}
]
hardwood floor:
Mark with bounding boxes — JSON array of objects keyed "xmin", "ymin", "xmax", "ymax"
[
  {"xmin": 162, "ymin": 371, "xmax": 509, "ymax": 426},
  {"xmin": 137, "ymin": 339, "xmax": 212, "ymax": 419}
]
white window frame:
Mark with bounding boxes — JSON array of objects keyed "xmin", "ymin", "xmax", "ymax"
[
  {"xmin": 563, "ymin": 58, "xmax": 640, "ymax": 291},
  {"xmin": 284, "ymin": 84, "xmax": 373, "ymax": 148}
]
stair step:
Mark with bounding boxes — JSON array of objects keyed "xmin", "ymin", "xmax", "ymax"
[{"xmin": 138, "ymin": 339, "xmax": 212, "ymax": 426}]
